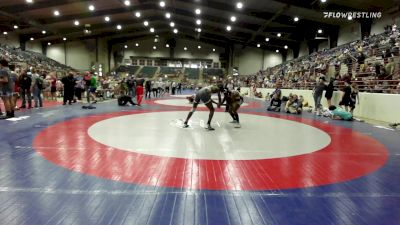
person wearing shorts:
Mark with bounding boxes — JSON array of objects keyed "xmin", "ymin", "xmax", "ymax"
[
  {"xmin": 0, "ymin": 59, "xmax": 15, "ymax": 118},
  {"xmin": 89, "ymin": 74, "xmax": 98, "ymax": 104},
  {"xmin": 183, "ymin": 85, "xmax": 222, "ymax": 130},
  {"xmin": 227, "ymin": 90, "xmax": 243, "ymax": 128},
  {"xmin": 339, "ymin": 80, "xmax": 352, "ymax": 112}
]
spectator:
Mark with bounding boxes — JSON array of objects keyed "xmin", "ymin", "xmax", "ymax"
[
  {"xmin": 267, "ymin": 94, "xmax": 281, "ymax": 112},
  {"xmin": 19, "ymin": 69, "xmax": 32, "ymax": 109},
  {"xmin": 285, "ymin": 94, "xmax": 302, "ymax": 114},
  {"xmin": 50, "ymin": 73, "xmax": 57, "ymax": 101},
  {"xmin": 0, "ymin": 59, "xmax": 15, "ymax": 118},
  {"xmin": 313, "ymin": 76, "xmax": 326, "ymax": 115},
  {"xmin": 325, "ymin": 78, "xmax": 335, "ymax": 106},
  {"xmin": 9, "ymin": 64, "xmax": 20, "ymax": 111},
  {"xmin": 61, "ymin": 73, "xmax": 76, "ymax": 105},
  {"xmin": 339, "ymin": 80, "xmax": 353, "ymax": 112},
  {"xmin": 31, "ymin": 69, "xmax": 43, "ymax": 108}
]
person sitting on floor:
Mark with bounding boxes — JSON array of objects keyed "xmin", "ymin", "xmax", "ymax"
[
  {"xmin": 118, "ymin": 95, "xmax": 137, "ymax": 106},
  {"xmin": 285, "ymin": 94, "xmax": 302, "ymax": 114},
  {"xmin": 329, "ymin": 105, "xmax": 353, "ymax": 121},
  {"xmin": 267, "ymin": 94, "xmax": 281, "ymax": 112}
]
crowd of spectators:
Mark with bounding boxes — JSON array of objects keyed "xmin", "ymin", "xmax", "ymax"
[
  {"xmin": 0, "ymin": 44, "xmax": 74, "ymax": 73},
  {"xmin": 239, "ymin": 24, "xmax": 400, "ymax": 95}
]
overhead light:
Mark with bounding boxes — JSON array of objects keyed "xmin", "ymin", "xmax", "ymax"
[
  {"xmin": 13, "ymin": 25, "xmax": 18, "ymax": 29},
  {"xmin": 213, "ymin": 48, "xmax": 216, "ymax": 52},
  {"xmin": 42, "ymin": 30, "xmax": 46, "ymax": 34},
  {"xmin": 26, "ymin": 0, "xmax": 33, "ymax": 3},
  {"xmin": 150, "ymin": 27, "xmax": 155, "ymax": 33},
  {"xmin": 154, "ymin": 38, "xmax": 158, "ymax": 43},
  {"xmin": 153, "ymin": 46, "xmax": 157, "ymax": 50},
  {"xmin": 165, "ymin": 12, "xmax": 171, "ymax": 19},
  {"xmin": 230, "ymin": 16, "xmax": 237, "ymax": 22},
  {"xmin": 184, "ymin": 47, "xmax": 187, "ymax": 51},
  {"xmin": 348, "ymin": 15, "xmax": 353, "ymax": 20},
  {"xmin": 265, "ymin": 37, "xmax": 269, "ymax": 42},
  {"xmin": 198, "ymin": 45, "xmax": 201, "ymax": 49},
  {"xmin": 117, "ymin": 25, "xmax": 122, "ymax": 30},
  {"xmin": 318, "ymin": 29, "xmax": 323, "ymax": 34},
  {"xmin": 195, "ymin": 9, "xmax": 201, "ymax": 15},
  {"xmin": 159, "ymin": 1, "xmax": 165, "ymax": 7},
  {"xmin": 30, "ymin": 37, "xmax": 34, "ymax": 41},
  {"xmin": 284, "ymin": 45, "xmax": 288, "ymax": 49},
  {"xmin": 226, "ymin": 25, "xmax": 232, "ymax": 31},
  {"xmin": 173, "ymin": 28, "xmax": 178, "ymax": 34},
  {"xmin": 124, "ymin": 0, "xmax": 131, "ymax": 6},
  {"xmin": 257, "ymin": 43, "xmax": 261, "ymax": 48},
  {"xmin": 196, "ymin": 19, "xmax": 202, "ymax": 25},
  {"xmin": 135, "ymin": 43, "xmax": 139, "ymax": 47},
  {"xmin": 166, "ymin": 44, "xmax": 170, "ymax": 48},
  {"xmin": 236, "ymin": 2, "xmax": 243, "ymax": 9},
  {"xmin": 276, "ymin": 49, "xmax": 279, "ymax": 53},
  {"xmin": 88, "ymin": 5, "xmax": 95, "ymax": 11},
  {"xmin": 63, "ymin": 37, "xmax": 67, "ymax": 41},
  {"xmin": 48, "ymin": 42, "xmax": 51, "ymax": 46},
  {"xmin": 53, "ymin": 10, "xmax": 60, "ymax": 16},
  {"xmin": 104, "ymin": 16, "xmax": 110, "ymax": 22},
  {"xmin": 74, "ymin": 20, "xmax": 80, "ymax": 26},
  {"xmin": 294, "ymin": 17, "xmax": 299, "ymax": 22},
  {"xmin": 124, "ymin": 45, "xmax": 128, "ymax": 49},
  {"xmin": 170, "ymin": 22, "xmax": 175, "ymax": 27},
  {"xmin": 321, "ymin": 0, "xmax": 327, "ymax": 3},
  {"xmin": 135, "ymin": 12, "xmax": 141, "ymax": 18},
  {"xmin": 277, "ymin": 33, "xmax": 281, "ymax": 37},
  {"xmin": 144, "ymin": 21, "xmax": 149, "ymax": 26},
  {"xmin": 3, "ymin": 32, "xmax": 8, "ymax": 35}
]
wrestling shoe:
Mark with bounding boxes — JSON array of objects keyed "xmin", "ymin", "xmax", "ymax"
[
  {"xmin": 182, "ymin": 123, "xmax": 189, "ymax": 128},
  {"xmin": 205, "ymin": 125, "xmax": 215, "ymax": 131},
  {"xmin": 229, "ymin": 120, "xmax": 238, "ymax": 123}
]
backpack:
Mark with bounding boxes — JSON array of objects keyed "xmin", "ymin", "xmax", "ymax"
[{"xmin": 36, "ymin": 77, "xmax": 45, "ymax": 90}]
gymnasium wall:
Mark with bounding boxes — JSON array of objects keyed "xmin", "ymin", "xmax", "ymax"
[
  {"xmin": 117, "ymin": 38, "xmax": 222, "ymax": 63},
  {"xmin": 371, "ymin": 13, "xmax": 400, "ymax": 35},
  {"xmin": 0, "ymin": 33, "xmax": 20, "ymax": 47},
  {"xmin": 318, "ymin": 41, "xmax": 329, "ymax": 51},
  {"xmin": 337, "ymin": 22, "xmax": 362, "ymax": 46},
  {"xmin": 45, "ymin": 38, "xmax": 109, "ymax": 72},
  {"xmin": 298, "ymin": 41, "xmax": 309, "ymax": 57},
  {"xmin": 25, "ymin": 41, "xmax": 42, "ymax": 54},
  {"xmin": 240, "ymin": 87, "xmax": 399, "ymax": 123},
  {"xmin": 233, "ymin": 45, "xmax": 282, "ymax": 75}
]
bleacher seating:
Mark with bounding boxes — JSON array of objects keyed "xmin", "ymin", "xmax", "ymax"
[
  {"xmin": 160, "ymin": 66, "xmax": 180, "ymax": 74},
  {"xmin": 115, "ymin": 65, "xmax": 140, "ymax": 75},
  {"xmin": 140, "ymin": 66, "xmax": 158, "ymax": 77},
  {"xmin": 0, "ymin": 44, "xmax": 74, "ymax": 72},
  {"xmin": 203, "ymin": 68, "xmax": 224, "ymax": 79},
  {"xmin": 185, "ymin": 68, "xmax": 200, "ymax": 79}
]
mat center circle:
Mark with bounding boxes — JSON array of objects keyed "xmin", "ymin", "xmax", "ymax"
[{"xmin": 87, "ymin": 112, "xmax": 331, "ymax": 160}]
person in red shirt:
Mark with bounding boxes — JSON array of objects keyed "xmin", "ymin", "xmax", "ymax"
[{"xmin": 50, "ymin": 73, "xmax": 57, "ymax": 101}]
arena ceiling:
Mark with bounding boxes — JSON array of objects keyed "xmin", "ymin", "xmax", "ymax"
[{"xmin": 0, "ymin": 0, "xmax": 398, "ymax": 51}]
